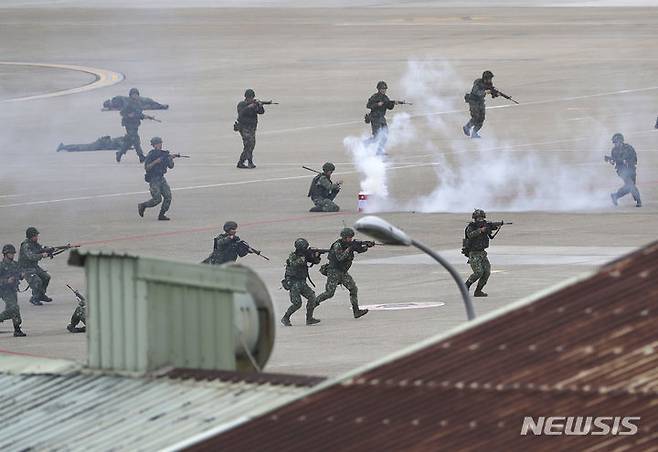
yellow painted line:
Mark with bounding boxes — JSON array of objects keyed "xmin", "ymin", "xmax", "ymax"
[{"xmin": 0, "ymin": 61, "xmax": 124, "ymax": 103}]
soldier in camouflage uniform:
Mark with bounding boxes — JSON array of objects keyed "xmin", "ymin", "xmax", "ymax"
[
  {"xmin": 366, "ymin": 81, "xmax": 403, "ymax": 155},
  {"xmin": 57, "ymin": 135, "xmax": 127, "ymax": 153},
  {"xmin": 0, "ymin": 244, "xmax": 26, "ymax": 337},
  {"xmin": 607, "ymin": 133, "xmax": 642, "ymax": 207},
  {"xmin": 315, "ymin": 228, "xmax": 369, "ymax": 319},
  {"xmin": 308, "ymin": 162, "xmax": 342, "ymax": 212},
  {"xmin": 463, "ymin": 70, "xmax": 497, "ymax": 139},
  {"xmin": 67, "ymin": 289, "xmax": 86, "ymax": 334},
  {"xmin": 202, "ymin": 221, "xmax": 251, "ymax": 265},
  {"xmin": 19, "ymin": 227, "xmax": 52, "ymax": 306},
  {"xmin": 138, "ymin": 137, "xmax": 175, "ymax": 221},
  {"xmin": 464, "ymin": 209, "xmax": 494, "ymax": 297},
  {"xmin": 236, "ymin": 89, "xmax": 265, "ymax": 169},
  {"xmin": 116, "ymin": 88, "xmax": 147, "ymax": 163},
  {"xmin": 280, "ymin": 238, "xmax": 322, "ymax": 326}
]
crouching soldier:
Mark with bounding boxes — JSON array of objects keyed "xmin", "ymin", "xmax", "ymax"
[{"xmin": 308, "ymin": 162, "xmax": 342, "ymax": 212}]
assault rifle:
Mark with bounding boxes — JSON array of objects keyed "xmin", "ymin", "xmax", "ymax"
[
  {"xmin": 491, "ymin": 88, "xmax": 519, "ymax": 104},
  {"xmin": 239, "ymin": 240, "xmax": 270, "ymax": 261},
  {"xmin": 484, "ymin": 221, "xmax": 513, "ymax": 240},
  {"xmin": 258, "ymin": 100, "xmax": 278, "ymax": 105},
  {"xmin": 66, "ymin": 284, "xmax": 85, "ymax": 303},
  {"xmin": 351, "ymin": 240, "xmax": 384, "ymax": 250},
  {"xmin": 44, "ymin": 244, "xmax": 80, "ymax": 258},
  {"xmin": 143, "ymin": 115, "xmax": 162, "ymax": 123},
  {"xmin": 394, "ymin": 100, "xmax": 413, "ymax": 105},
  {"xmin": 166, "ymin": 151, "xmax": 190, "ymax": 159},
  {"xmin": 302, "ymin": 166, "xmax": 322, "ymax": 174}
]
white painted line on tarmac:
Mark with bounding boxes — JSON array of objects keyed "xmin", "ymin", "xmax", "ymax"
[
  {"xmin": 0, "ymin": 163, "xmax": 424, "ymax": 208},
  {"xmin": 0, "ymin": 61, "xmax": 125, "ymax": 102}
]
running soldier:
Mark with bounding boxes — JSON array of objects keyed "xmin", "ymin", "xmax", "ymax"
[
  {"xmin": 366, "ymin": 81, "xmax": 405, "ymax": 155},
  {"xmin": 116, "ymin": 88, "xmax": 147, "ymax": 163},
  {"xmin": 18, "ymin": 227, "xmax": 52, "ymax": 306},
  {"xmin": 463, "ymin": 70, "xmax": 497, "ymax": 139},
  {"xmin": 236, "ymin": 89, "xmax": 265, "ymax": 169},
  {"xmin": 315, "ymin": 228, "xmax": 370, "ymax": 319},
  {"xmin": 606, "ymin": 133, "xmax": 642, "ymax": 207},
  {"xmin": 308, "ymin": 162, "xmax": 342, "ymax": 212},
  {"xmin": 0, "ymin": 244, "xmax": 26, "ymax": 337},
  {"xmin": 138, "ymin": 137, "xmax": 178, "ymax": 221},
  {"xmin": 280, "ymin": 238, "xmax": 322, "ymax": 326}
]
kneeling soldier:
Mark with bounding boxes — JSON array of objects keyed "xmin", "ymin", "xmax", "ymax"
[
  {"xmin": 308, "ymin": 162, "xmax": 342, "ymax": 212},
  {"xmin": 281, "ymin": 238, "xmax": 322, "ymax": 326}
]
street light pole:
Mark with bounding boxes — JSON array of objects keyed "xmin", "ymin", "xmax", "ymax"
[
  {"xmin": 410, "ymin": 239, "xmax": 475, "ymax": 321},
  {"xmin": 353, "ymin": 215, "xmax": 476, "ymax": 321}
]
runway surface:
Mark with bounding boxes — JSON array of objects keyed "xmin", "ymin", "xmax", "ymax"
[{"xmin": 0, "ymin": 5, "xmax": 656, "ymax": 376}]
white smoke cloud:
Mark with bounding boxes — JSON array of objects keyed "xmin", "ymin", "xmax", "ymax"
[{"xmin": 345, "ymin": 58, "xmax": 615, "ymax": 213}]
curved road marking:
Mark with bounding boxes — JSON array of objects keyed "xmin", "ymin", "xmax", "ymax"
[{"xmin": 0, "ymin": 61, "xmax": 124, "ymax": 103}]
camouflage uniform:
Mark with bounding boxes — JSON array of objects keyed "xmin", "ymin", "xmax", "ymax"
[
  {"xmin": 315, "ymin": 237, "xmax": 369, "ymax": 318},
  {"xmin": 366, "ymin": 91, "xmax": 395, "ymax": 154},
  {"xmin": 103, "ymin": 96, "xmax": 168, "ymax": 111},
  {"xmin": 57, "ymin": 136, "xmax": 126, "ymax": 152},
  {"xmin": 68, "ymin": 299, "xmax": 86, "ymax": 333},
  {"xmin": 609, "ymin": 141, "xmax": 642, "ymax": 206},
  {"xmin": 464, "ymin": 220, "xmax": 493, "ymax": 295},
  {"xmin": 205, "ymin": 233, "xmax": 248, "ymax": 265},
  {"xmin": 0, "ymin": 258, "xmax": 23, "ymax": 333},
  {"xmin": 463, "ymin": 78, "xmax": 491, "ymax": 136},
  {"xmin": 281, "ymin": 248, "xmax": 320, "ymax": 325},
  {"xmin": 308, "ymin": 173, "xmax": 341, "ymax": 212},
  {"xmin": 19, "ymin": 239, "xmax": 51, "ymax": 305},
  {"xmin": 117, "ymin": 97, "xmax": 146, "ymax": 161},
  {"xmin": 236, "ymin": 99, "xmax": 265, "ymax": 167},
  {"xmin": 140, "ymin": 147, "xmax": 174, "ymax": 218}
]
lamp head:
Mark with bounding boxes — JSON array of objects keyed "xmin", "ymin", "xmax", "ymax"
[{"xmin": 354, "ymin": 216, "xmax": 412, "ymax": 246}]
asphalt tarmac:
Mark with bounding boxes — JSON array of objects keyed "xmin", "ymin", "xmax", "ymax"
[{"xmin": 0, "ymin": 6, "xmax": 656, "ymax": 376}]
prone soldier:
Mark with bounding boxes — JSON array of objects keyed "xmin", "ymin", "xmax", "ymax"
[
  {"xmin": 606, "ymin": 133, "xmax": 642, "ymax": 207},
  {"xmin": 0, "ymin": 244, "xmax": 26, "ymax": 337},
  {"xmin": 308, "ymin": 162, "xmax": 342, "ymax": 212},
  {"xmin": 280, "ymin": 238, "xmax": 322, "ymax": 326},
  {"xmin": 235, "ymin": 89, "xmax": 266, "ymax": 169},
  {"xmin": 57, "ymin": 135, "xmax": 127, "ymax": 153},
  {"xmin": 19, "ymin": 227, "xmax": 52, "ymax": 306},
  {"xmin": 314, "ymin": 228, "xmax": 371, "ymax": 319}
]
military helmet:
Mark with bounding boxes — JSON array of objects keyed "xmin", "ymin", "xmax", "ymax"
[
  {"xmin": 376, "ymin": 81, "xmax": 388, "ymax": 90},
  {"xmin": 340, "ymin": 227, "xmax": 355, "ymax": 239},
  {"xmin": 244, "ymin": 89, "xmax": 255, "ymax": 98},
  {"xmin": 129, "ymin": 88, "xmax": 140, "ymax": 97},
  {"xmin": 322, "ymin": 162, "xmax": 335, "ymax": 173},
  {"xmin": 26, "ymin": 226, "xmax": 39, "ymax": 238},
  {"xmin": 294, "ymin": 238, "xmax": 309, "ymax": 251},
  {"xmin": 472, "ymin": 209, "xmax": 486, "ymax": 219},
  {"xmin": 482, "ymin": 70, "xmax": 494, "ymax": 80},
  {"xmin": 150, "ymin": 136, "xmax": 163, "ymax": 146},
  {"xmin": 2, "ymin": 244, "xmax": 16, "ymax": 254},
  {"xmin": 223, "ymin": 221, "xmax": 238, "ymax": 232},
  {"xmin": 612, "ymin": 133, "xmax": 624, "ymax": 144}
]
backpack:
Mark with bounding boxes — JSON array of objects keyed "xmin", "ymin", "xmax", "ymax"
[{"xmin": 307, "ymin": 174, "xmax": 322, "ymax": 198}]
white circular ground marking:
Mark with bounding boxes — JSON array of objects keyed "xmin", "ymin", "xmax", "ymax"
[
  {"xmin": 0, "ymin": 61, "xmax": 125, "ymax": 103},
  {"xmin": 361, "ymin": 302, "xmax": 446, "ymax": 311}
]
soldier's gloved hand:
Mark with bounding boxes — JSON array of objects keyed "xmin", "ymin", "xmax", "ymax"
[{"xmin": 479, "ymin": 227, "xmax": 488, "ymax": 234}]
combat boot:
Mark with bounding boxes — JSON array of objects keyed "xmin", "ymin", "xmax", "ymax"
[
  {"xmin": 67, "ymin": 324, "xmax": 76, "ymax": 333},
  {"xmin": 280, "ymin": 316, "xmax": 292, "ymax": 327},
  {"xmin": 462, "ymin": 125, "xmax": 471, "ymax": 137},
  {"xmin": 470, "ymin": 131, "xmax": 481, "ymax": 139},
  {"xmin": 473, "ymin": 290, "xmax": 488, "ymax": 297},
  {"xmin": 237, "ymin": 162, "xmax": 248, "ymax": 169},
  {"xmin": 158, "ymin": 214, "xmax": 170, "ymax": 221},
  {"xmin": 465, "ymin": 280, "xmax": 473, "ymax": 291},
  {"xmin": 29, "ymin": 297, "xmax": 43, "ymax": 306},
  {"xmin": 353, "ymin": 308, "xmax": 369, "ymax": 319},
  {"xmin": 306, "ymin": 317, "xmax": 321, "ymax": 325},
  {"xmin": 610, "ymin": 193, "xmax": 618, "ymax": 206},
  {"xmin": 309, "ymin": 206, "xmax": 323, "ymax": 212},
  {"xmin": 39, "ymin": 294, "xmax": 53, "ymax": 302},
  {"xmin": 14, "ymin": 328, "xmax": 26, "ymax": 337},
  {"xmin": 115, "ymin": 151, "xmax": 123, "ymax": 163},
  {"xmin": 247, "ymin": 161, "xmax": 256, "ymax": 169},
  {"xmin": 138, "ymin": 203, "xmax": 146, "ymax": 217}
]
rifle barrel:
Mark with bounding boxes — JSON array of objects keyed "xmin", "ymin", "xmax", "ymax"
[{"xmin": 302, "ymin": 166, "xmax": 321, "ymax": 174}]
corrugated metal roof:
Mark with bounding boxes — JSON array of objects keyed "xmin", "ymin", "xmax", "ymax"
[
  {"xmin": 188, "ymin": 241, "xmax": 658, "ymax": 451},
  {"xmin": 0, "ymin": 369, "xmax": 311, "ymax": 452}
]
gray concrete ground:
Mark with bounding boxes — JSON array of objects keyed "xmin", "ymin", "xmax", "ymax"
[{"xmin": 0, "ymin": 6, "xmax": 656, "ymax": 377}]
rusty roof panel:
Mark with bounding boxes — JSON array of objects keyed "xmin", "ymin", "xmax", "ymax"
[{"xmin": 188, "ymin": 241, "xmax": 658, "ymax": 451}]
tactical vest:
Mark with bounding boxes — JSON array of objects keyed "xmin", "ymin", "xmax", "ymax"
[{"xmin": 327, "ymin": 240, "xmax": 354, "ymax": 272}]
